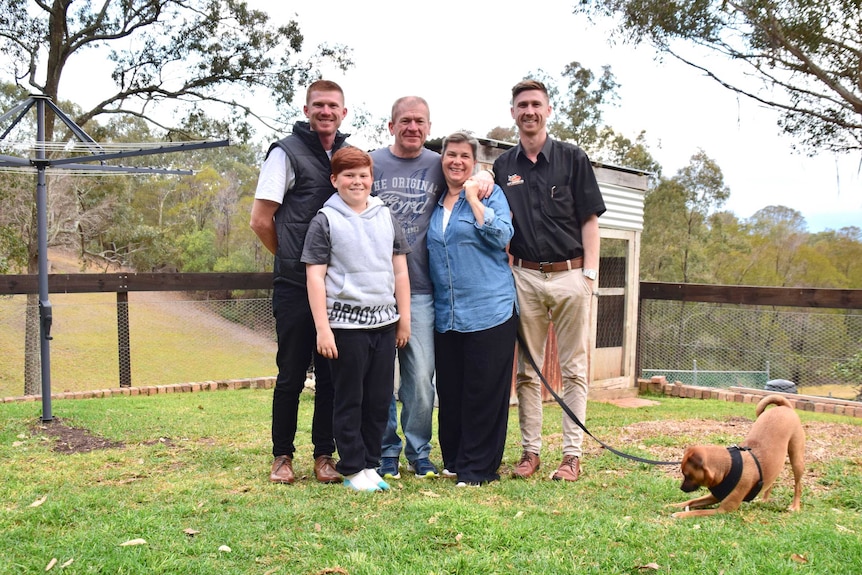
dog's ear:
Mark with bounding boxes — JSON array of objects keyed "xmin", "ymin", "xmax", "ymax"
[
  {"xmin": 684, "ymin": 449, "xmax": 704, "ymax": 470},
  {"xmin": 687, "ymin": 448, "xmax": 719, "ymax": 484}
]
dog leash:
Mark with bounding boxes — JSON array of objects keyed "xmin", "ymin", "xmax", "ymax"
[{"xmin": 517, "ymin": 334, "xmax": 681, "ymax": 466}]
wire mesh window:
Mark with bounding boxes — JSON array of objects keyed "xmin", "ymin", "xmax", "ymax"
[{"xmin": 596, "ymin": 238, "xmax": 628, "ymax": 349}]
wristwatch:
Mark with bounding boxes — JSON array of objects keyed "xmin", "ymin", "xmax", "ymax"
[{"xmin": 583, "ymin": 268, "xmax": 597, "ymax": 281}]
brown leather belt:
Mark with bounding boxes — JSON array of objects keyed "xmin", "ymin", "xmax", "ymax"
[{"xmin": 512, "ymin": 257, "xmax": 583, "ymax": 273}]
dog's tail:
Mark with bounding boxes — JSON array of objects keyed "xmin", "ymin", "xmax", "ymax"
[{"xmin": 756, "ymin": 394, "xmax": 793, "ymax": 417}]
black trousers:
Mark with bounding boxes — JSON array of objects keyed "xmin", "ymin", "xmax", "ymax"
[
  {"xmin": 271, "ymin": 282, "xmax": 335, "ymax": 459},
  {"xmin": 434, "ymin": 314, "xmax": 518, "ymax": 484},
  {"xmin": 330, "ymin": 326, "xmax": 396, "ymax": 476}
]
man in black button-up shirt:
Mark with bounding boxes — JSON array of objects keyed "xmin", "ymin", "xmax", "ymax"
[{"xmin": 493, "ymin": 79, "xmax": 606, "ymax": 483}]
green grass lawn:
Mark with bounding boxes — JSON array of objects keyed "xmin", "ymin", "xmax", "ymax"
[{"xmin": 1, "ymin": 391, "xmax": 860, "ymax": 575}]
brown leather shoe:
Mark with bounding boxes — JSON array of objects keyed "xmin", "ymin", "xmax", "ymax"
[
  {"xmin": 314, "ymin": 455, "xmax": 341, "ymax": 484},
  {"xmin": 270, "ymin": 455, "xmax": 295, "ymax": 484},
  {"xmin": 552, "ymin": 455, "xmax": 581, "ymax": 482},
  {"xmin": 512, "ymin": 451, "xmax": 540, "ymax": 478}
]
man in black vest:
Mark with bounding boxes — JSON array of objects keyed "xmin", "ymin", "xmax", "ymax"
[{"xmin": 250, "ymin": 80, "xmax": 350, "ymax": 484}]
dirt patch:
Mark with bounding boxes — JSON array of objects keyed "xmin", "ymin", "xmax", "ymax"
[
  {"xmin": 593, "ymin": 417, "xmax": 862, "ymax": 493},
  {"xmin": 33, "ymin": 418, "xmax": 124, "ymax": 453}
]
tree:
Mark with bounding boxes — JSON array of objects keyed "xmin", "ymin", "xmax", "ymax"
[
  {"xmin": 575, "ymin": 0, "xmax": 862, "ymax": 153},
  {"xmin": 640, "ymin": 178, "xmax": 688, "ymax": 281},
  {"xmin": 744, "ymin": 205, "xmax": 809, "ymax": 285},
  {"xmin": 640, "ymin": 150, "xmax": 729, "ymax": 282},
  {"xmin": 593, "ymin": 127, "xmax": 662, "ymax": 174},
  {"xmin": 809, "ymin": 227, "xmax": 862, "ymax": 287},
  {"xmin": 830, "ymin": 351, "xmax": 862, "ymax": 400},
  {"xmin": 547, "ymin": 62, "xmax": 619, "ymax": 152},
  {"xmin": 0, "ymin": 0, "xmax": 351, "ymax": 140},
  {"xmin": 486, "ymin": 126, "xmax": 517, "ymax": 143}
]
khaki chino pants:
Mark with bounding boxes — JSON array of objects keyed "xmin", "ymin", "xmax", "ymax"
[{"xmin": 512, "ymin": 267, "xmax": 593, "ymax": 458}]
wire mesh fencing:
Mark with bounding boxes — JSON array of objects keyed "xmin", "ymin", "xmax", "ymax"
[
  {"xmin": 638, "ymin": 299, "xmax": 862, "ymax": 390},
  {"xmin": 5, "ymin": 287, "xmax": 860, "ymax": 398},
  {"xmin": 0, "ymin": 292, "xmax": 277, "ymax": 398}
]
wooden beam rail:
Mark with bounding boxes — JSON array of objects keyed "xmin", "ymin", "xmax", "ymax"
[
  {"xmin": 1, "ymin": 272, "xmax": 273, "ymax": 295},
  {"xmin": 639, "ymin": 282, "xmax": 862, "ymax": 310}
]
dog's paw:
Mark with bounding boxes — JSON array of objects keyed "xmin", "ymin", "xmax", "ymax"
[{"xmin": 671, "ymin": 506, "xmax": 691, "ymax": 519}]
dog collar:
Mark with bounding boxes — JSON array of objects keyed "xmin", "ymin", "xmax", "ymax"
[{"xmin": 708, "ymin": 446, "xmax": 764, "ymax": 502}]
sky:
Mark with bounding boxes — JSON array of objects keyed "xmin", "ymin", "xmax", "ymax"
[{"xmin": 65, "ymin": 0, "xmax": 861, "ymax": 233}]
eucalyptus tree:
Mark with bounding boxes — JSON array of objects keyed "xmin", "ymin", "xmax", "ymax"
[
  {"xmin": 0, "ymin": 0, "xmax": 351, "ymax": 140},
  {"xmin": 575, "ymin": 0, "xmax": 862, "ymax": 154},
  {"xmin": 641, "ymin": 149, "xmax": 730, "ymax": 283}
]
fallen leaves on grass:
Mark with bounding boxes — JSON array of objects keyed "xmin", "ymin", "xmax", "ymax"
[
  {"xmin": 791, "ymin": 554, "xmax": 808, "ymax": 564},
  {"xmin": 419, "ymin": 490, "xmax": 439, "ymax": 497},
  {"xmin": 183, "ymin": 528, "xmax": 200, "ymax": 537},
  {"xmin": 119, "ymin": 539, "xmax": 147, "ymax": 547},
  {"xmin": 29, "ymin": 495, "xmax": 47, "ymax": 508},
  {"xmin": 313, "ymin": 569, "xmax": 349, "ymax": 575},
  {"xmin": 218, "ymin": 545, "xmax": 232, "ymax": 553},
  {"xmin": 637, "ymin": 563, "xmax": 660, "ymax": 571},
  {"xmin": 45, "ymin": 558, "xmax": 57, "ymax": 571}
]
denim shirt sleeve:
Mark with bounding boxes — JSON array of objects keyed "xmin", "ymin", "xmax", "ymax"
[{"xmin": 474, "ymin": 185, "xmax": 514, "ymax": 250}]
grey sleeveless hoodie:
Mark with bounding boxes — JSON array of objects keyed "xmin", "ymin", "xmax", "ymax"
[{"xmin": 317, "ymin": 194, "xmax": 399, "ymax": 330}]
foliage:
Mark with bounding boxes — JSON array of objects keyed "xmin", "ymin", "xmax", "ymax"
[
  {"xmin": 176, "ymin": 229, "xmax": 218, "ymax": 272},
  {"xmin": 830, "ymin": 350, "xmax": 862, "ymax": 400},
  {"xmin": 640, "ymin": 150, "xmax": 729, "ymax": 282},
  {"xmin": 575, "ymin": 0, "xmax": 862, "ymax": 154},
  {"xmin": 0, "ymin": 0, "xmax": 353, "ymax": 140},
  {"xmin": 486, "ymin": 126, "xmax": 517, "ymax": 143},
  {"xmin": 545, "ymin": 62, "xmax": 620, "ymax": 152}
]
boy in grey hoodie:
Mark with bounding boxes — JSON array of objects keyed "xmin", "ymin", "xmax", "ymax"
[{"xmin": 303, "ymin": 147, "xmax": 411, "ymax": 492}]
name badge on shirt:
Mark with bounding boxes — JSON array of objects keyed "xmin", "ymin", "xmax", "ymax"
[{"xmin": 506, "ymin": 174, "xmax": 525, "ymax": 187}]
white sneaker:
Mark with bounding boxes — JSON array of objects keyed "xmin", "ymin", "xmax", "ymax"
[
  {"xmin": 343, "ymin": 470, "xmax": 380, "ymax": 492},
  {"xmin": 441, "ymin": 468, "xmax": 457, "ymax": 479},
  {"xmin": 362, "ymin": 468, "xmax": 390, "ymax": 491}
]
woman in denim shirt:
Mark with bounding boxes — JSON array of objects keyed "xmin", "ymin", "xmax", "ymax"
[{"xmin": 428, "ymin": 131, "xmax": 518, "ymax": 486}]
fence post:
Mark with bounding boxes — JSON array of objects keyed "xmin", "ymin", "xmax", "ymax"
[
  {"xmin": 693, "ymin": 359, "xmax": 697, "ymax": 387},
  {"xmin": 117, "ymin": 291, "xmax": 132, "ymax": 387},
  {"xmin": 766, "ymin": 360, "xmax": 770, "ymax": 382}
]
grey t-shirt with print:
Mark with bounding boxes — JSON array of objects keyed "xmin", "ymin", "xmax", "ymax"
[{"xmin": 370, "ymin": 147, "xmax": 443, "ymax": 295}]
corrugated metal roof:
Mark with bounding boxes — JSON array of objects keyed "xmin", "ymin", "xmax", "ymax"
[{"xmin": 600, "ymin": 182, "xmax": 645, "ymax": 232}]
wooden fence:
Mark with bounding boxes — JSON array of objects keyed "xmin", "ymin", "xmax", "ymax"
[{"xmin": 3, "ymin": 274, "xmax": 861, "ymax": 392}]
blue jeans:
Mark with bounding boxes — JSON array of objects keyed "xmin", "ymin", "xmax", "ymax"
[{"xmin": 381, "ymin": 294, "xmax": 435, "ymax": 463}]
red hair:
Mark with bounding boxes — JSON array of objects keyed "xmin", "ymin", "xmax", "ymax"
[{"xmin": 331, "ymin": 147, "xmax": 372, "ymax": 176}]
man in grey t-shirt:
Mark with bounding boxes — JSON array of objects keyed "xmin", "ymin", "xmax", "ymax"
[{"xmin": 371, "ymin": 96, "xmax": 442, "ymax": 479}]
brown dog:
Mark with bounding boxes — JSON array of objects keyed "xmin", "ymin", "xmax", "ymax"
[{"xmin": 671, "ymin": 394, "xmax": 805, "ymax": 518}]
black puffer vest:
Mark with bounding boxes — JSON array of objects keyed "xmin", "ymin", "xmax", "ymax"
[{"xmin": 269, "ymin": 121, "xmax": 349, "ymax": 287}]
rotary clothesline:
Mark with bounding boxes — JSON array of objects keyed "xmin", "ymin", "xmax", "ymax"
[{"xmin": 1, "ymin": 94, "xmax": 230, "ymax": 422}]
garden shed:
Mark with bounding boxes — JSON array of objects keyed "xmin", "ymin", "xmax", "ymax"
[{"xmin": 465, "ymin": 138, "xmax": 650, "ymax": 400}]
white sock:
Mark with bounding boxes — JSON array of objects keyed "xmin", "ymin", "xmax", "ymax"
[
  {"xmin": 343, "ymin": 470, "xmax": 379, "ymax": 492},
  {"xmin": 362, "ymin": 468, "xmax": 390, "ymax": 490}
]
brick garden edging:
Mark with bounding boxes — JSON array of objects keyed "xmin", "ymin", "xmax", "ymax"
[
  {"xmin": 6, "ymin": 375, "xmax": 861, "ymax": 421},
  {"xmin": 1, "ymin": 377, "xmax": 276, "ymax": 404},
  {"xmin": 639, "ymin": 376, "xmax": 862, "ymax": 419}
]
